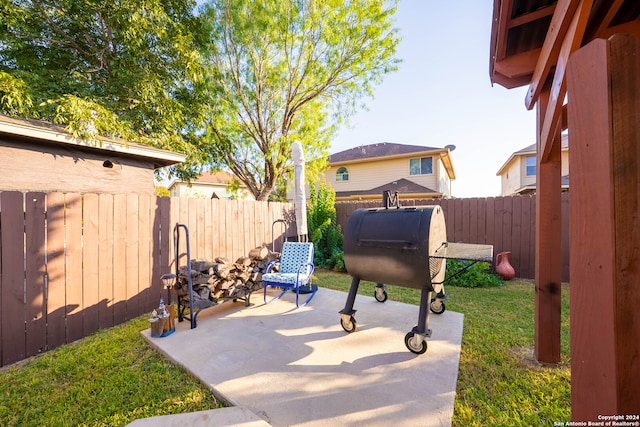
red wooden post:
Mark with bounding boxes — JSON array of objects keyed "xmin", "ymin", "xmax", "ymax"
[
  {"xmin": 567, "ymin": 34, "xmax": 640, "ymax": 420},
  {"xmin": 534, "ymin": 85, "xmax": 563, "ymax": 364}
]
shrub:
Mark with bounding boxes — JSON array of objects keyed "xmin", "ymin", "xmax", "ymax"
[
  {"xmin": 307, "ymin": 181, "xmax": 345, "ymax": 271},
  {"xmin": 445, "ymin": 259, "xmax": 503, "ymax": 288}
]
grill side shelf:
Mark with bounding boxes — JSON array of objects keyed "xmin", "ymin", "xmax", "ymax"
[{"xmin": 431, "ymin": 242, "xmax": 493, "ymax": 262}]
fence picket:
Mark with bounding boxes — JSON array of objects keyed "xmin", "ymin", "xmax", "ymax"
[
  {"xmin": 1, "ymin": 191, "xmax": 26, "ymax": 365},
  {"xmin": 126, "ymin": 194, "xmax": 141, "ymax": 320},
  {"xmin": 137, "ymin": 195, "xmax": 152, "ymax": 314},
  {"xmin": 83, "ymin": 194, "xmax": 100, "ymax": 337},
  {"xmin": 26, "ymin": 192, "xmax": 47, "ymax": 358},
  {"xmin": 98, "ymin": 193, "xmax": 114, "ymax": 329},
  {"xmin": 112, "ymin": 194, "xmax": 127, "ymax": 324},
  {"xmin": 65, "ymin": 193, "xmax": 84, "ymax": 343},
  {"xmin": 46, "ymin": 192, "xmax": 66, "ymax": 350},
  {"xmin": 511, "ymin": 195, "xmax": 523, "ymax": 276}
]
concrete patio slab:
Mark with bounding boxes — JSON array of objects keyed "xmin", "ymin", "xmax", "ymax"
[
  {"xmin": 127, "ymin": 406, "xmax": 271, "ymax": 427},
  {"xmin": 137, "ymin": 287, "xmax": 463, "ymax": 427}
]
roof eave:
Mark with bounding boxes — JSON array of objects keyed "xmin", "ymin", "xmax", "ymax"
[
  {"xmin": 0, "ymin": 118, "xmax": 186, "ymax": 167},
  {"xmin": 335, "ymin": 192, "xmax": 443, "ymax": 201},
  {"xmin": 329, "ymin": 148, "xmax": 451, "ymax": 167}
]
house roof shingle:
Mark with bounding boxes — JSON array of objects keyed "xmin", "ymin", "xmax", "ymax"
[
  {"xmin": 335, "ymin": 178, "xmax": 439, "ymax": 199},
  {"xmin": 193, "ymin": 170, "xmax": 237, "ymax": 184},
  {"xmin": 329, "ymin": 142, "xmax": 442, "ymax": 163}
]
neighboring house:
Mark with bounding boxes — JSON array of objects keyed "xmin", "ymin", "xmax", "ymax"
[
  {"xmin": 0, "ymin": 114, "xmax": 185, "ymax": 195},
  {"xmin": 168, "ymin": 170, "xmax": 255, "ymax": 200},
  {"xmin": 323, "ymin": 142, "xmax": 456, "ymax": 201},
  {"xmin": 496, "ymin": 134, "xmax": 569, "ymax": 196}
]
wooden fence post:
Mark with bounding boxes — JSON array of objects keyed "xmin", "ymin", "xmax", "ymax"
[
  {"xmin": 567, "ymin": 34, "xmax": 640, "ymax": 419},
  {"xmin": 534, "ymin": 85, "xmax": 563, "ymax": 364}
]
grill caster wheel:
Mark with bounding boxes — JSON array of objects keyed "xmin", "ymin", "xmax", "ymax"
[
  {"xmin": 430, "ymin": 299, "xmax": 446, "ymax": 314},
  {"xmin": 404, "ymin": 332, "xmax": 428, "ymax": 354},
  {"xmin": 374, "ymin": 284, "xmax": 388, "ymax": 303},
  {"xmin": 341, "ymin": 316, "xmax": 357, "ymax": 333}
]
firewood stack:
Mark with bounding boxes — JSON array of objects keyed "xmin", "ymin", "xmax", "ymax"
[{"xmin": 175, "ymin": 245, "xmax": 281, "ymax": 306}]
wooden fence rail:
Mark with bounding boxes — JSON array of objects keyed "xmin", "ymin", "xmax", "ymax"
[
  {"xmin": 335, "ymin": 193, "xmax": 570, "ymax": 282},
  {"xmin": 0, "ymin": 191, "xmax": 294, "ymax": 367},
  {"xmin": 1, "ymin": 191, "xmax": 568, "ymax": 367}
]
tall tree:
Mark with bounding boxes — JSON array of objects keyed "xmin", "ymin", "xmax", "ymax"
[
  {"xmin": 0, "ymin": 0, "xmax": 210, "ymax": 178},
  {"xmin": 200, "ymin": 0, "xmax": 400, "ymax": 200}
]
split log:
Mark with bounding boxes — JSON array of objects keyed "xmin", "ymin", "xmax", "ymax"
[
  {"xmin": 175, "ymin": 245, "xmax": 282, "ymax": 304},
  {"xmin": 249, "ymin": 246, "xmax": 268, "ymax": 260}
]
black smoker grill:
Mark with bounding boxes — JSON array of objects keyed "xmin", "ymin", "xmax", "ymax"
[{"xmin": 339, "ymin": 193, "xmax": 493, "ymax": 354}]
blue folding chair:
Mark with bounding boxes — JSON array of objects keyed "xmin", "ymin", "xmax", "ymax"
[{"xmin": 263, "ymin": 242, "xmax": 317, "ymax": 307}]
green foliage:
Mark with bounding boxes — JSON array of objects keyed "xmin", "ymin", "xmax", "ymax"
[
  {"xmin": 0, "ymin": 0, "xmax": 211, "ymax": 179},
  {"xmin": 0, "ymin": 316, "xmax": 222, "ymax": 426},
  {"xmin": 445, "ymin": 259, "xmax": 504, "ymax": 288},
  {"xmin": 0, "ymin": 71, "xmax": 33, "ymax": 116},
  {"xmin": 307, "ymin": 182, "xmax": 344, "ymax": 271},
  {"xmin": 154, "ymin": 186, "xmax": 171, "ymax": 197},
  {"xmin": 268, "ymin": 175, "xmax": 290, "ymax": 202},
  {"xmin": 199, "ymin": 0, "xmax": 400, "ymax": 200}
]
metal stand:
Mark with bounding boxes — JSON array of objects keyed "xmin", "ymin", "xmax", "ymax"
[
  {"xmin": 345, "ymin": 241, "xmax": 493, "ymax": 355},
  {"xmin": 173, "ymin": 223, "xmax": 210, "ymax": 329}
]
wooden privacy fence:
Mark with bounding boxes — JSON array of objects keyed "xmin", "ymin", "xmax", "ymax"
[
  {"xmin": 0, "ymin": 191, "xmax": 294, "ymax": 367},
  {"xmin": 335, "ymin": 193, "xmax": 570, "ymax": 282}
]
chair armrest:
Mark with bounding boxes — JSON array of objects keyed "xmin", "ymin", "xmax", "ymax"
[
  {"xmin": 296, "ymin": 262, "xmax": 315, "ymax": 283},
  {"xmin": 265, "ymin": 260, "xmax": 280, "ymax": 273}
]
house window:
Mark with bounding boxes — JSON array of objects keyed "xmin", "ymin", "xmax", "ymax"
[
  {"xmin": 526, "ymin": 156, "xmax": 536, "ymax": 176},
  {"xmin": 336, "ymin": 167, "xmax": 349, "ymax": 181},
  {"xmin": 409, "ymin": 157, "xmax": 432, "ymax": 175}
]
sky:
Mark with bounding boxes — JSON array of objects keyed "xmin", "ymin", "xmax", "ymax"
[{"xmin": 330, "ymin": 0, "xmax": 538, "ymax": 198}]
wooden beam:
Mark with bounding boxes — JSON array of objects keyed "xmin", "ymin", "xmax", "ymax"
[
  {"xmin": 525, "ymin": 0, "xmax": 582, "ymax": 110},
  {"xmin": 594, "ymin": 0, "xmax": 625, "ymax": 36},
  {"xmin": 509, "ymin": 4, "xmax": 556, "ymax": 29},
  {"xmin": 534, "ymin": 85, "xmax": 563, "ymax": 364},
  {"xmin": 566, "ymin": 34, "xmax": 640, "ymax": 420},
  {"xmin": 595, "ymin": 18, "xmax": 640, "ymax": 40},
  {"xmin": 493, "ymin": 48, "xmax": 541, "ymax": 80},
  {"xmin": 539, "ymin": 0, "xmax": 593, "ymax": 163},
  {"xmin": 495, "ymin": 0, "xmax": 514, "ymax": 62}
]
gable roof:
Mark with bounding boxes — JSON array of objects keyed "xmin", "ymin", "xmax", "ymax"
[
  {"xmin": 0, "ymin": 114, "xmax": 185, "ymax": 168},
  {"xmin": 192, "ymin": 170, "xmax": 237, "ymax": 184},
  {"xmin": 329, "ymin": 142, "xmax": 442, "ymax": 163},
  {"xmin": 329, "ymin": 142, "xmax": 456, "ymax": 180},
  {"xmin": 496, "ymin": 133, "xmax": 569, "ymax": 176},
  {"xmin": 167, "ymin": 170, "xmax": 247, "ymax": 191},
  {"xmin": 334, "ymin": 178, "xmax": 439, "ymax": 200}
]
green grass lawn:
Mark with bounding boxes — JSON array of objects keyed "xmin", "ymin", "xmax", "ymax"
[
  {"xmin": 0, "ymin": 270, "xmax": 570, "ymax": 426},
  {"xmin": 0, "ymin": 317, "xmax": 223, "ymax": 427}
]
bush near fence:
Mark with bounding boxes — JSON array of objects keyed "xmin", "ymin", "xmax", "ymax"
[{"xmin": 0, "ymin": 191, "xmax": 294, "ymax": 367}]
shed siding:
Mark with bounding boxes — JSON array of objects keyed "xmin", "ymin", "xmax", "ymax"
[{"xmin": 0, "ymin": 139, "xmax": 157, "ymax": 195}]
